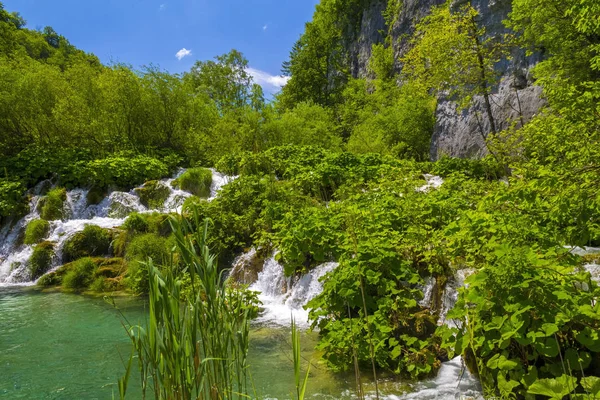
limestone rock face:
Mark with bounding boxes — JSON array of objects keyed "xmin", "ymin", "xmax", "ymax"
[{"xmin": 348, "ymin": 0, "xmax": 545, "ymax": 159}]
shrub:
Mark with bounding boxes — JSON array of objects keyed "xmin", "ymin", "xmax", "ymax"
[
  {"xmin": 0, "ymin": 179, "xmax": 26, "ymax": 218},
  {"xmin": 62, "ymin": 225, "xmax": 112, "ymax": 263},
  {"xmin": 125, "ymin": 233, "xmax": 170, "ymax": 294},
  {"xmin": 122, "ymin": 213, "xmax": 150, "ymax": 233},
  {"xmin": 29, "ymin": 241, "xmax": 55, "ymax": 279},
  {"xmin": 134, "ymin": 180, "xmax": 171, "ymax": 209},
  {"xmin": 175, "ymin": 168, "xmax": 213, "ymax": 198},
  {"xmin": 62, "ymin": 257, "xmax": 97, "ymax": 290},
  {"xmin": 81, "ymin": 154, "xmax": 169, "ymax": 190},
  {"xmin": 39, "ymin": 187, "xmax": 66, "ymax": 221},
  {"xmin": 24, "ymin": 219, "xmax": 50, "ymax": 245}
]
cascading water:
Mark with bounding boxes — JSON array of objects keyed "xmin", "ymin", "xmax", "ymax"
[
  {"xmin": 248, "ymin": 255, "xmax": 337, "ymax": 328},
  {"xmin": 0, "ymin": 169, "xmax": 235, "ymax": 286}
]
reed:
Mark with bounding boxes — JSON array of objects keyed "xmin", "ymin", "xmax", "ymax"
[{"xmin": 119, "ymin": 214, "xmax": 253, "ymax": 399}]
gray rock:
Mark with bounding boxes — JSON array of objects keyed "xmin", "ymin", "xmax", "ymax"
[{"xmin": 348, "ymin": 0, "xmax": 545, "ymax": 159}]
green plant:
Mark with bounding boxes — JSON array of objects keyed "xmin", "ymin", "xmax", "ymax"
[
  {"xmin": 292, "ymin": 318, "xmax": 311, "ymax": 400},
  {"xmin": 0, "ymin": 179, "xmax": 26, "ymax": 218},
  {"xmin": 23, "ymin": 219, "xmax": 50, "ymax": 245},
  {"xmin": 39, "ymin": 187, "xmax": 66, "ymax": 221},
  {"xmin": 124, "ymin": 233, "xmax": 170, "ymax": 294},
  {"xmin": 62, "ymin": 257, "xmax": 97, "ymax": 290},
  {"xmin": 175, "ymin": 167, "xmax": 213, "ymax": 198},
  {"xmin": 119, "ymin": 217, "xmax": 255, "ymax": 399},
  {"xmin": 62, "ymin": 225, "xmax": 112, "ymax": 262},
  {"xmin": 28, "ymin": 241, "xmax": 55, "ymax": 279},
  {"xmin": 439, "ymin": 245, "xmax": 600, "ymax": 398},
  {"xmin": 134, "ymin": 180, "xmax": 170, "ymax": 209}
]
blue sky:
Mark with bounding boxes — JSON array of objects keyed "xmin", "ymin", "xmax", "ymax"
[{"xmin": 3, "ymin": 0, "xmax": 320, "ymax": 95}]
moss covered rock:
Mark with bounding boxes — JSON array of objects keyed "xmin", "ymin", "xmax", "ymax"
[
  {"xmin": 29, "ymin": 241, "xmax": 55, "ymax": 279},
  {"xmin": 174, "ymin": 168, "xmax": 213, "ymax": 198},
  {"xmin": 23, "ymin": 219, "xmax": 50, "ymax": 245},
  {"xmin": 37, "ymin": 257, "xmax": 126, "ymax": 290},
  {"xmin": 38, "ymin": 188, "xmax": 67, "ymax": 221},
  {"xmin": 135, "ymin": 180, "xmax": 170, "ymax": 209},
  {"xmin": 62, "ymin": 257, "xmax": 97, "ymax": 290},
  {"xmin": 86, "ymin": 185, "xmax": 107, "ymax": 206},
  {"xmin": 125, "ymin": 233, "xmax": 171, "ymax": 294},
  {"xmin": 62, "ymin": 225, "xmax": 113, "ymax": 263}
]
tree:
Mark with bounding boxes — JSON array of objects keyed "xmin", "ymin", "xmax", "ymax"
[
  {"xmin": 185, "ymin": 49, "xmax": 262, "ymax": 113},
  {"xmin": 402, "ymin": 0, "xmax": 504, "ymax": 139}
]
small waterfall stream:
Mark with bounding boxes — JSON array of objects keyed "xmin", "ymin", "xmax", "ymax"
[{"xmin": 0, "ymin": 169, "xmax": 234, "ymax": 286}]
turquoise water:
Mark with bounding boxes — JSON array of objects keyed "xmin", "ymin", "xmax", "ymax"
[
  {"xmin": 0, "ymin": 287, "xmax": 359, "ymax": 399},
  {"xmin": 0, "ymin": 287, "xmax": 480, "ymax": 399}
]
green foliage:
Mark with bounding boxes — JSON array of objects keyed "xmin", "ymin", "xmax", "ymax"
[
  {"xmin": 176, "ymin": 167, "xmax": 213, "ymax": 198},
  {"xmin": 62, "ymin": 257, "xmax": 97, "ymax": 290},
  {"xmin": 124, "ymin": 233, "xmax": 170, "ymax": 294},
  {"xmin": 134, "ymin": 180, "xmax": 170, "ymax": 209},
  {"xmin": 62, "ymin": 225, "xmax": 112, "ymax": 263},
  {"xmin": 439, "ymin": 245, "xmax": 600, "ymax": 398},
  {"xmin": 119, "ymin": 218, "xmax": 255, "ymax": 399},
  {"xmin": 0, "ymin": 178, "xmax": 25, "ymax": 218},
  {"xmin": 28, "ymin": 241, "xmax": 54, "ymax": 279},
  {"xmin": 39, "ymin": 187, "xmax": 66, "ymax": 221},
  {"xmin": 80, "ymin": 154, "xmax": 170, "ymax": 190},
  {"xmin": 23, "ymin": 218, "xmax": 50, "ymax": 244}
]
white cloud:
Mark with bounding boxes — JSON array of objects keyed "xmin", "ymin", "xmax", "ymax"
[
  {"xmin": 159, "ymin": 4, "xmax": 166, "ymax": 10},
  {"xmin": 262, "ymin": 24, "xmax": 268, "ymax": 31},
  {"xmin": 176, "ymin": 48, "xmax": 192, "ymax": 60},
  {"xmin": 246, "ymin": 67, "xmax": 290, "ymax": 92}
]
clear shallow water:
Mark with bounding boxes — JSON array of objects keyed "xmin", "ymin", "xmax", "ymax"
[{"xmin": 0, "ymin": 287, "xmax": 481, "ymax": 399}]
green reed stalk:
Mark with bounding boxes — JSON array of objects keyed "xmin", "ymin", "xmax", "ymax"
[
  {"xmin": 291, "ymin": 318, "xmax": 310, "ymax": 400},
  {"xmin": 119, "ymin": 214, "xmax": 252, "ymax": 400}
]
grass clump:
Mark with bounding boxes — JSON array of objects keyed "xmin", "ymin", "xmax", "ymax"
[
  {"xmin": 39, "ymin": 187, "xmax": 66, "ymax": 221},
  {"xmin": 23, "ymin": 219, "xmax": 50, "ymax": 245},
  {"xmin": 62, "ymin": 225, "xmax": 112, "ymax": 263},
  {"xmin": 29, "ymin": 241, "xmax": 55, "ymax": 279},
  {"xmin": 119, "ymin": 218, "xmax": 256, "ymax": 399},
  {"xmin": 134, "ymin": 180, "xmax": 171, "ymax": 209},
  {"xmin": 62, "ymin": 257, "xmax": 97, "ymax": 290},
  {"xmin": 175, "ymin": 167, "xmax": 213, "ymax": 198}
]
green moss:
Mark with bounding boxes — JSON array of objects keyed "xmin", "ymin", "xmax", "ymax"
[
  {"xmin": 175, "ymin": 168, "xmax": 213, "ymax": 198},
  {"xmin": 23, "ymin": 219, "xmax": 50, "ymax": 245},
  {"xmin": 39, "ymin": 188, "xmax": 67, "ymax": 221},
  {"xmin": 123, "ymin": 212, "xmax": 149, "ymax": 233},
  {"xmin": 62, "ymin": 225, "xmax": 112, "ymax": 263},
  {"xmin": 37, "ymin": 271, "xmax": 62, "ymax": 287},
  {"xmin": 135, "ymin": 180, "xmax": 171, "ymax": 209},
  {"xmin": 29, "ymin": 241, "xmax": 55, "ymax": 279},
  {"xmin": 125, "ymin": 233, "xmax": 170, "ymax": 294},
  {"xmin": 62, "ymin": 257, "xmax": 97, "ymax": 290},
  {"xmin": 86, "ymin": 185, "xmax": 106, "ymax": 206}
]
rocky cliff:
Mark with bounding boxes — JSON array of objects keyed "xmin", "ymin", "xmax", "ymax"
[{"xmin": 347, "ymin": 0, "xmax": 545, "ymax": 159}]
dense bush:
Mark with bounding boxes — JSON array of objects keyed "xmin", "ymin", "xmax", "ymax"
[
  {"xmin": 62, "ymin": 225, "xmax": 112, "ymax": 262},
  {"xmin": 23, "ymin": 219, "xmax": 50, "ymax": 244},
  {"xmin": 175, "ymin": 167, "xmax": 213, "ymax": 198},
  {"xmin": 39, "ymin": 187, "xmax": 66, "ymax": 220},
  {"xmin": 28, "ymin": 241, "xmax": 54, "ymax": 279},
  {"xmin": 0, "ymin": 179, "xmax": 26, "ymax": 218}
]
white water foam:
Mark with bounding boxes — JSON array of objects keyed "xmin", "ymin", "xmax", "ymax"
[
  {"xmin": 0, "ymin": 169, "xmax": 234, "ymax": 287},
  {"xmin": 248, "ymin": 256, "xmax": 337, "ymax": 328}
]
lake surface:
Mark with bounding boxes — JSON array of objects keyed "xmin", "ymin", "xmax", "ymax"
[{"xmin": 0, "ymin": 287, "xmax": 482, "ymax": 399}]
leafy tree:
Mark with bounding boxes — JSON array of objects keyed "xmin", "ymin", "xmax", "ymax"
[
  {"xmin": 185, "ymin": 49, "xmax": 263, "ymax": 113},
  {"xmin": 402, "ymin": 0, "xmax": 504, "ymax": 139}
]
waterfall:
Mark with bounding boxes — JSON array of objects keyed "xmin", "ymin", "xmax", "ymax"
[
  {"xmin": 0, "ymin": 169, "xmax": 235, "ymax": 287},
  {"xmin": 248, "ymin": 255, "xmax": 338, "ymax": 327}
]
